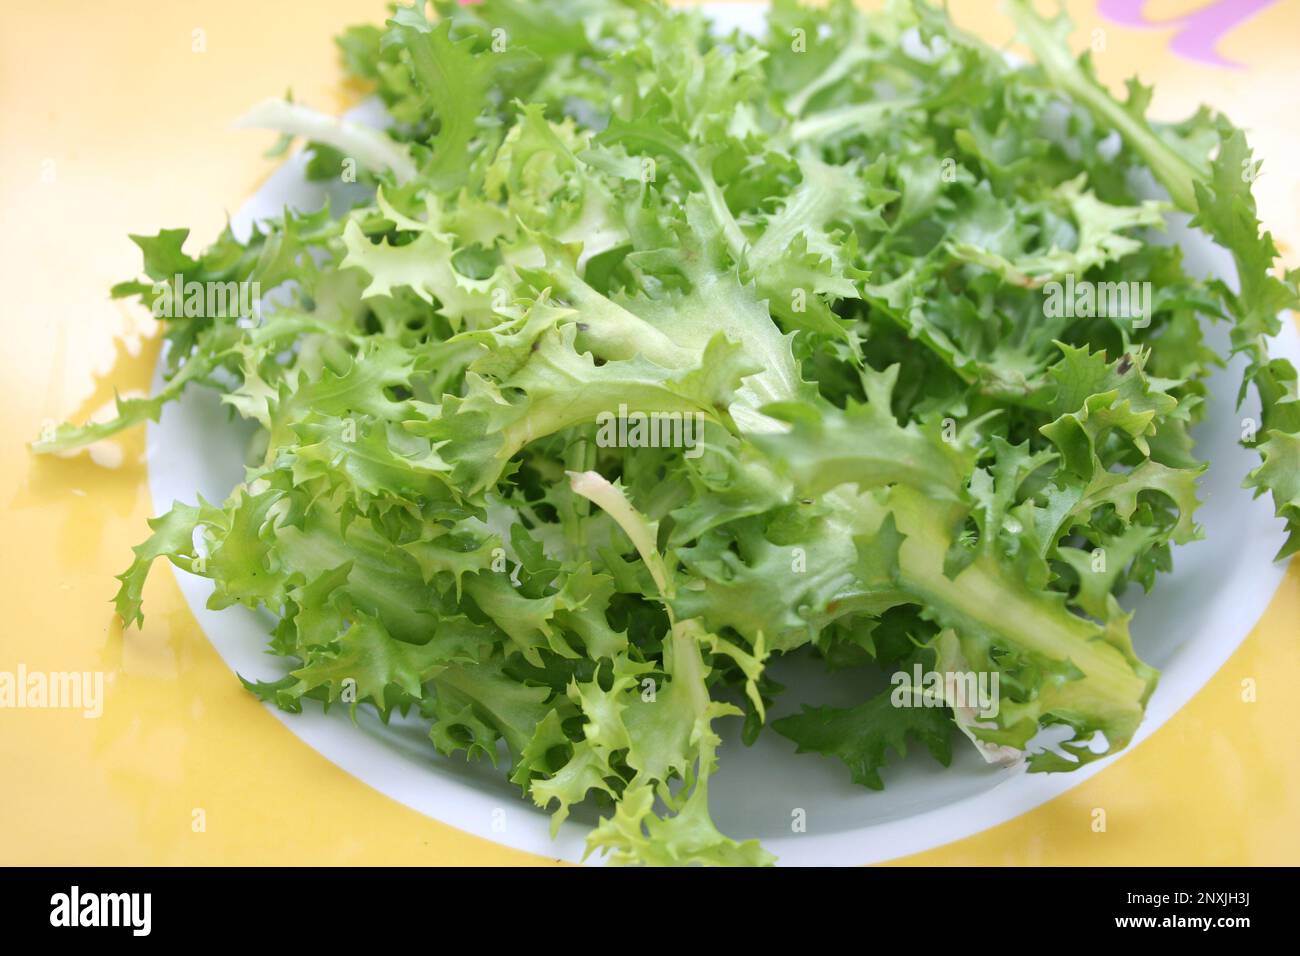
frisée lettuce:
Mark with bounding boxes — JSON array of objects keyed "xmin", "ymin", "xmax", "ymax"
[{"xmin": 34, "ymin": 0, "xmax": 1300, "ymax": 865}]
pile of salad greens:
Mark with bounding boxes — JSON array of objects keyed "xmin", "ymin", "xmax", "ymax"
[{"xmin": 35, "ymin": 0, "xmax": 1300, "ymax": 865}]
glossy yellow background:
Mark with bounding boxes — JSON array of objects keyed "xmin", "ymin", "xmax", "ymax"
[{"xmin": 1, "ymin": 0, "xmax": 1296, "ymax": 865}]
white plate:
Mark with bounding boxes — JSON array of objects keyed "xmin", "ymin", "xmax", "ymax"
[{"xmin": 147, "ymin": 3, "xmax": 1297, "ymax": 865}]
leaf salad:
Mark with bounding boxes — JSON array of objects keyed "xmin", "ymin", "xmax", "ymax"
[{"xmin": 35, "ymin": 0, "xmax": 1300, "ymax": 865}]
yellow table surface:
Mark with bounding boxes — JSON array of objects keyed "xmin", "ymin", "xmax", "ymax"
[{"xmin": 2, "ymin": 0, "xmax": 1297, "ymax": 865}]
